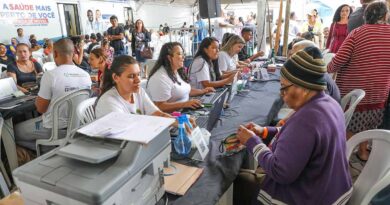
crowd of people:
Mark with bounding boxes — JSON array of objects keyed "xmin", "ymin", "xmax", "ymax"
[{"xmin": 0, "ymin": 1, "xmax": 389, "ymax": 204}]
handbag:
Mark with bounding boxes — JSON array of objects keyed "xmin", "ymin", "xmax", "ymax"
[
  {"xmin": 140, "ymin": 43, "xmax": 154, "ymax": 59},
  {"xmin": 219, "ymin": 134, "xmax": 245, "ymax": 156}
]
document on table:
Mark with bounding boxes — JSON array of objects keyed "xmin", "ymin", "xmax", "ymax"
[
  {"xmin": 164, "ymin": 162, "xmax": 204, "ymax": 196},
  {"xmin": 77, "ymin": 112, "xmax": 175, "ymax": 144}
]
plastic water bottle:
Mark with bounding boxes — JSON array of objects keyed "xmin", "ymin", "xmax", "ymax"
[
  {"xmin": 173, "ymin": 115, "xmax": 192, "ymax": 156},
  {"xmin": 242, "ymin": 67, "xmax": 251, "ymax": 89},
  {"xmin": 270, "ymin": 48, "xmax": 276, "ymax": 65}
]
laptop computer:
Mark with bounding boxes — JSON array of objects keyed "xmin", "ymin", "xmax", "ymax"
[
  {"xmin": 0, "ymin": 78, "xmax": 36, "ymax": 109},
  {"xmin": 193, "ymin": 87, "xmax": 227, "ymax": 106},
  {"xmin": 226, "ymin": 72, "xmax": 239, "ymax": 104},
  {"xmin": 195, "ymin": 88, "xmax": 228, "ymax": 132}
]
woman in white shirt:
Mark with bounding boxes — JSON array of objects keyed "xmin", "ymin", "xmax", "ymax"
[
  {"xmin": 218, "ymin": 34, "xmax": 246, "ymax": 74},
  {"xmin": 147, "ymin": 42, "xmax": 214, "ymax": 112},
  {"xmin": 95, "ymin": 55, "xmax": 172, "ymax": 119},
  {"xmin": 189, "ymin": 37, "xmax": 235, "ymax": 89}
]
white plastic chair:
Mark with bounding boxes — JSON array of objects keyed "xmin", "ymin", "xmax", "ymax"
[
  {"xmin": 31, "ymin": 51, "xmax": 43, "ymax": 59},
  {"xmin": 144, "ymin": 59, "xmax": 156, "ymax": 77},
  {"xmin": 323, "ymin": 53, "xmax": 336, "ymax": 80},
  {"xmin": 42, "ymin": 62, "xmax": 56, "ymax": 72},
  {"xmin": 341, "ymin": 89, "xmax": 365, "ymax": 127},
  {"xmin": 346, "ymin": 129, "xmax": 390, "ymax": 205},
  {"xmin": 36, "ymin": 89, "xmax": 91, "ymax": 156},
  {"xmin": 76, "ymin": 97, "xmax": 97, "ymax": 125},
  {"xmin": 323, "ymin": 52, "xmax": 335, "ymax": 66}
]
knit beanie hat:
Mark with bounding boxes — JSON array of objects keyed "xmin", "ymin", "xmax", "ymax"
[{"xmin": 281, "ymin": 46, "xmax": 327, "ymax": 91}]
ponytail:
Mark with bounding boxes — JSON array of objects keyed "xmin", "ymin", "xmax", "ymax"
[{"xmin": 96, "ymin": 55, "xmax": 138, "ymax": 104}]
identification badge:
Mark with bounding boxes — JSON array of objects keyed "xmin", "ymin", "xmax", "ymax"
[{"xmin": 190, "ymin": 127, "xmax": 209, "ymax": 160}]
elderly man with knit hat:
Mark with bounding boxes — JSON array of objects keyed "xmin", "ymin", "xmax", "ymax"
[
  {"xmin": 234, "ymin": 46, "xmax": 352, "ymax": 205},
  {"xmin": 290, "ymin": 41, "xmax": 341, "ymax": 103}
]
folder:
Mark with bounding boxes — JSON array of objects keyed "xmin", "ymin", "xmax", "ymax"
[{"xmin": 164, "ymin": 162, "xmax": 203, "ymax": 195}]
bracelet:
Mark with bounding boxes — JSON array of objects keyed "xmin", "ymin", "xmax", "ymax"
[{"xmin": 261, "ymin": 127, "xmax": 268, "ymax": 139}]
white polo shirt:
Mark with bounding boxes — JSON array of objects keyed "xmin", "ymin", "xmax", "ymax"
[
  {"xmin": 189, "ymin": 57, "xmax": 212, "ymax": 89},
  {"xmin": 218, "ymin": 51, "xmax": 236, "ymax": 72},
  {"xmin": 38, "ymin": 64, "xmax": 92, "ymax": 129},
  {"xmin": 95, "ymin": 87, "xmax": 159, "ymax": 119},
  {"xmin": 147, "ymin": 67, "xmax": 190, "ymax": 103}
]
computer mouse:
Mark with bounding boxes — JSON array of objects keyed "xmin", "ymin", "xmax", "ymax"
[{"xmin": 205, "ymin": 92, "xmax": 212, "ymax": 96}]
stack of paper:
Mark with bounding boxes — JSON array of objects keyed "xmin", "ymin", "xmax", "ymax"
[{"xmin": 77, "ymin": 112, "xmax": 175, "ymax": 144}]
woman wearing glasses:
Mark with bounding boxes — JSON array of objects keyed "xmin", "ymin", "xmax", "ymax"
[
  {"xmin": 146, "ymin": 42, "xmax": 214, "ymax": 112},
  {"xmin": 234, "ymin": 46, "xmax": 352, "ymax": 205}
]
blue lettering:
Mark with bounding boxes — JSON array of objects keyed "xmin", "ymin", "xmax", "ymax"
[
  {"xmin": 35, "ymin": 5, "xmax": 51, "ymax": 11},
  {"xmin": 3, "ymin": 3, "xmax": 8, "ymax": 10},
  {"xmin": 37, "ymin": 12, "xmax": 55, "ymax": 18},
  {"xmin": 28, "ymin": 13, "xmax": 34, "ymax": 18}
]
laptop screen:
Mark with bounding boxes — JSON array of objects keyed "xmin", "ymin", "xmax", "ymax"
[
  {"xmin": 0, "ymin": 78, "xmax": 18, "ymax": 101},
  {"xmin": 206, "ymin": 88, "xmax": 228, "ymax": 131}
]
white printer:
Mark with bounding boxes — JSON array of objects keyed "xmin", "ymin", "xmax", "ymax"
[{"xmin": 12, "ymin": 127, "xmax": 171, "ymax": 205}]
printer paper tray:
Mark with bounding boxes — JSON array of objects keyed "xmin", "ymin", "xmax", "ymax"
[{"xmin": 57, "ymin": 137, "xmax": 121, "ymax": 164}]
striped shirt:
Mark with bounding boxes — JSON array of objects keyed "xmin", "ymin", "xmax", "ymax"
[{"xmin": 328, "ymin": 24, "xmax": 390, "ymax": 111}]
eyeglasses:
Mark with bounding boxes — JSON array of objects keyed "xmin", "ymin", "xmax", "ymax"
[
  {"xmin": 280, "ymin": 84, "xmax": 294, "ymax": 95},
  {"xmin": 175, "ymin": 52, "xmax": 185, "ymax": 56}
]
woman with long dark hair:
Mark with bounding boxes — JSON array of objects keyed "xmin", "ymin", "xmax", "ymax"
[
  {"xmin": 95, "ymin": 55, "xmax": 172, "ymax": 119},
  {"xmin": 325, "ymin": 4, "xmax": 352, "ymax": 53},
  {"xmin": 131, "ymin": 19, "xmax": 151, "ymax": 64},
  {"xmin": 188, "ymin": 37, "xmax": 235, "ymax": 89},
  {"xmin": 147, "ymin": 42, "xmax": 214, "ymax": 112}
]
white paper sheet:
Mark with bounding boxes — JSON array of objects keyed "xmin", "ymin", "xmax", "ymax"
[{"xmin": 77, "ymin": 112, "xmax": 175, "ymax": 144}]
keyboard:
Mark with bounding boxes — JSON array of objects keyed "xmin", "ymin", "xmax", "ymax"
[
  {"xmin": 196, "ymin": 116, "xmax": 208, "ymax": 128},
  {"xmin": 0, "ymin": 95, "xmax": 36, "ymax": 108},
  {"xmin": 197, "ymin": 93, "xmax": 219, "ymax": 104}
]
